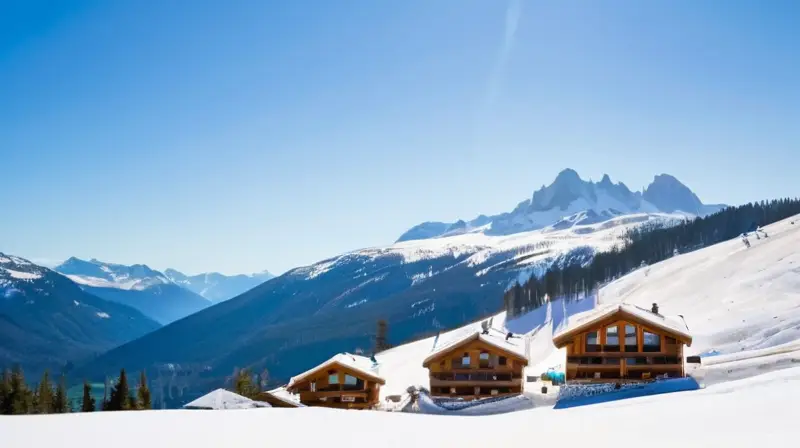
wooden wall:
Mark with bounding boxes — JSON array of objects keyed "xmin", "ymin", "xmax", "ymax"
[
  {"xmin": 426, "ymin": 338, "xmax": 527, "ymax": 399},
  {"xmin": 562, "ymin": 315, "xmax": 687, "ymax": 382},
  {"xmin": 288, "ymin": 363, "xmax": 382, "ymax": 409}
]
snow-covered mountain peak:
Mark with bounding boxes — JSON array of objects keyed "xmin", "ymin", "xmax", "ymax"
[
  {"xmin": 55, "ymin": 257, "xmax": 171, "ymax": 291},
  {"xmin": 0, "ymin": 252, "xmax": 47, "ymax": 286},
  {"xmin": 642, "ymin": 173, "xmax": 714, "ymax": 215},
  {"xmin": 163, "ymin": 268, "xmax": 275, "ymax": 303},
  {"xmin": 397, "ymin": 169, "xmax": 724, "ymax": 242}
]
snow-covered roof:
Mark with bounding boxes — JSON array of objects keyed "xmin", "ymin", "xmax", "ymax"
[
  {"xmin": 287, "ymin": 353, "xmax": 385, "ymax": 388},
  {"xmin": 422, "ymin": 329, "xmax": 528, "ymax": 367},
  {"xmin": 183, "ymin": 389, "xmax": 271, "ymax": 410},
  {"xmin": 552, "ymin": 303, "xmax": 692, "ymax": 346},
  {"xmin": 263, "ymin": 387, "xmax": 305, "ymax": 408}
]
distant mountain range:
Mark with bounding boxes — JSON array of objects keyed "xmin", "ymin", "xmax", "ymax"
[
  {"xmin": 56, "ymin": 258, "xmax": 212, "ymax": 325},
  {"xmin": 164, "ymin": 269, "xmax": 274, "ymax": 304},
  {"xmin": 397, "ymin": 170, "xmax": 724, "ymax": 242},
  {"xmin": 69, "ymin": 169, "xmax": 726, "ymax": 405},
  {"xmin": 0, "ymin": 253, "xmax": 160, "ymax": 377}
]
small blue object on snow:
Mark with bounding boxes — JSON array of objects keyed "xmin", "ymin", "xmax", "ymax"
[{"xmin": 554, "ymin": 377, "xmax": 700, "ymax": 409}]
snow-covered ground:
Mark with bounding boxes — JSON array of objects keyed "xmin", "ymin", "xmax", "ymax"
[
  {"xmin": 3, "ymin": 367, "xmax": 800, "ymax": 447},
  {"xmin": 2, "ymin": 216, "xmax": 798, "ymax": 446},
  {"xmin": 374, "ymin": 215, "xmax": 800, "ymax": 402}
]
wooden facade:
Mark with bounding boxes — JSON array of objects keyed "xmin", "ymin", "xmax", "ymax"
[
  {"xmin": 423, "ymin": 333, "xmax": 528, "ymax": 400},
  {"xmin": 553, "ymin": 306, "xmax": 692, "ymax": 383},
  {"xmin": 286, "ymin": 356, "xmax": 385, "ymax": 410}
]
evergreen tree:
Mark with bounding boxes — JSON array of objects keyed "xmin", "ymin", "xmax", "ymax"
[
  {"xmin": 37, "ymin": 370, "xmax": 54, "ymax": 414},
  {"xmin": 234, "ymin": 368, "xmax": 257, "ymax": 398},
  {"xmin": 129, "ymin": 392, "xmax": 139, "ymax": 410},
  {"xmin": 0, "ymin": 369, "xmax": 11, "ymax": 415},
  {"xmin": 81, "ymin": 381, "xmax": 96, "ymax": 412},
  {"xmin": 53, "ymin": 376, "xmax": 69, "ymax": 413},
  {"xmin": 9, "ymin": 366, "xmax": 32, "ymax": 415},
  {"xmin": 137, "ymin": 371, "xmax": 151, "ymax": 410},
  {"xmin": 108, "ymin": 369, "xmax": 130, "ymax": 411}
]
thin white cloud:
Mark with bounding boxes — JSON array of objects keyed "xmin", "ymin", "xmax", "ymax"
[{"xmin": 486, "ymin": 0, "xmax": 523, "ymax": 106}]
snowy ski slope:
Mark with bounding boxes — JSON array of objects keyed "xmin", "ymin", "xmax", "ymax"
[{"xmin": 374, "ymin": 214, "xmax": 800, "ymax": 401}]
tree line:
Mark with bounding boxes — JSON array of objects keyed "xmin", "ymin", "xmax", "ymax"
[
  {"xmin": 505, "ymin": 198, "xmax": 800, "ymax": 317},
  {"xmin": 0, "ymin": 366, "xmax": 151, "ymax": 415}
]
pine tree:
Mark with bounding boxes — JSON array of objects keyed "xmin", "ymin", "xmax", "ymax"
[
  {"xmin": 9, "ymin": 366, "xmax": 32, "ymax": 415},
  {"xmin": 137, "ymin": 371, "xmax": 151, "ymax": 410},
  {"xmin": 81, "ymin": 381, "xmax": 96, "ymax": 412},
  {"xmin": 53, "ymin": 376, "xmax": 69, "ymax": 413},
  {"xmin": 108, "ymin": 369, "xmax": 130, "ymax": 411},
  {"xmin": 37, "ymin": 370, "xmax": 54, "ymax": 414},
  {"xmin": 129, "ymin": 392, "xmax": 139, "ymax": 410},
  {"xmin": 234, "ymin": 368, "xmax": 256, "ymax": 398},
  {"xmin": 0, "ymin": 369, "xmax": 10, "ymax": 415}
]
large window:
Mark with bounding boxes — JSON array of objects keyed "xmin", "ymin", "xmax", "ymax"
[
  {"xmin": 643, "ymin": 331, "xmax": 661, "ymax": 352},
  {"xmin": 585, "ymin": 331, "xmax": 600, "ymax": 352},
  {"xmin": 625, "ymin": 324, "xmax": 638, "ymax": 352},
  {"xmin": 328, "ymin": 371, "xmax": 339, "ymax": 385},
  {"xmin": 479, "ymin": 352, "xmax": 490, "ymax": 368},
  {"xmin": 498, "ymin": 356, "xmax": 507, "ymax": 366},
  {"xmin": 456, "ymin": 352, "xmax": 471, "ymax": 368},
  {"xmin": 605, "ymin": 325, "xmax": 620, "ymax": 352},
  {"xmin": 343, "ymin": 374, "xmax": 363, "ymax": 390}
]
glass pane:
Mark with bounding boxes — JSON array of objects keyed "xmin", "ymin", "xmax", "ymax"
[
  {"xmin": 606, "ymin": 326, "xmax": 619, "ymax": 345},
  {"xmin": 585, "ymin": 331, "xmax": 600, "ymax": 352},
  {"xmin": 480, "ymin": 352, "xmax": 489, "ymax": 360},
  {"xmin": 329, "ymin": 373, "xmax": 339, "ymax": 384},
  {"xmin": 643, "ymin": 331, "xmax": 661, "ymax": 352},
  {"xmin": 625, "ymin": 324, "xmax": 638, "ymax": 351},
  {"xmin": 344, "ymin": 374, "xmax": 357, "ymax": 385},
  {"xmin": 462, "ymin": 355, "xmax": 471, "ymax": 366}
]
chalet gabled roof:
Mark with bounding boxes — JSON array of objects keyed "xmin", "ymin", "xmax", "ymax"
[
  {"xmin": 287, "ymin": 353, "xmax": 385, "ymax": 389},
  {"xmin": 422, "ymin": 329, "xmax": 528, "ymax": 367},
  {"xmin": 183, "ymin": 388, "xmax": 271, "ymax": 410},
  {"xmin": 260, "ymin": 386, "xmax": 305, "ymax": 408},
  {"xmin": 552, "ymin": 303, "xmax": 692, "ymax": 347}
]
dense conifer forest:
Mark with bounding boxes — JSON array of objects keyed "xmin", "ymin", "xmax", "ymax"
[
  {"xmin": 504, "ymin": 198, "xmax": 800, "ymax": 317},
  {"xmin": 0, "ymin": 366, "xmax": 152, "ymax": 414}
]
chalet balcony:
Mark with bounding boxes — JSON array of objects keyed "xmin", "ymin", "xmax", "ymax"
[
  {"xmin": 299, "ymin": 390, "xmax": 369, "ymax": 402},
  {"xmin": 429, "ymin": 372, "xmax": 522, "ymax": 388}
]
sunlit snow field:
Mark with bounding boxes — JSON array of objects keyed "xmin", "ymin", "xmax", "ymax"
[{"xmin": 3, "ymin": 216, "xmax": 799, "ymax": 447}]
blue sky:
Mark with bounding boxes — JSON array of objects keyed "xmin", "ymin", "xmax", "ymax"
[{"xmin": 1, "ymin": 0, "xmax": 798, "ymax": 275}]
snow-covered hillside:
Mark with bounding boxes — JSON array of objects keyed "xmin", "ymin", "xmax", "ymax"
[
  {"xmin": 295, "ymin": 212, "xmax": 685, "ymax": 286},
  {"xmin": 2, "ymin": 217, "xmax": 798, "ymax": 448},
  {"xmin": 371, "ymin": 214, "xmax": 800, "ymax": 401},
  {"xmin": 3, "ymin": 367, "xmax": 798, "ymax": 447},
  {"xmin": 0, "ymin": 253, "xmax": 160, "ymax": 375}
]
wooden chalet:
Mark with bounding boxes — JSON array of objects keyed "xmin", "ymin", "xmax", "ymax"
[
  {"xmin": 422, "ymin": 329, "xmax": 528, "ymax": 400},
  {"xmin": 552, "ymin": 303, "xmax": 692, "ymax": 383},
  {"xmin": 286, "ymin": 353, "xmax": 385, "ymax": 409}
]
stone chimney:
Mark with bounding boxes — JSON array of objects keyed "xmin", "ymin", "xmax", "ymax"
[{"xmin": 651, "ymin": 303, "xmax": 660, "ymax": 314}]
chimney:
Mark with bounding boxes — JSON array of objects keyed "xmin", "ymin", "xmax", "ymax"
[{"xmin": 651, "ymin": 303, "xmax": 660, "ymax": 315}]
